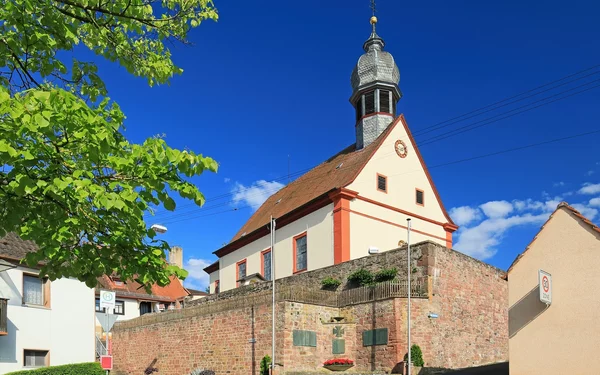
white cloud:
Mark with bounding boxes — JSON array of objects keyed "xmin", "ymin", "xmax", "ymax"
[
  {"xmin": 479, "ymin": 200, "xmax": 514, "ymax": 218},
  {"xmin": 553, "ymin": 181, "xmax": 565, "ymax": 187},
  {"xmin": 589, "ymin": 197, "xmax": 600, "ymax": 207},
  {"xmin": 587, "ymin": 170, "xmax": 595, "ymax": 176},
  {"xmin": 449, "ymin": 206, "xmax": 481, "ymax": 226},
  {"xmin": 183, "ymin": 258, "xmax": 213, "ymax": 290},
  {"xmin": 579, "ymin": 183, "xmax": 600, "ymax": 195},
  {"xmin": 231, "ymin": 180, "xmax": 285, "ymax": 211},
  {"xmin": 512, "ymin": 198, "xmax": 561, "ymax": 212},
  {"xmin": 224, "ymin": 177, "xmax": 231, "ymax": 183},
  {"xmin": 453, "ymin": 213, "xmax": 549, "ymax": 260}
]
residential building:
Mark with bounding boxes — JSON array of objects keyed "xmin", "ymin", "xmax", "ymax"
[
  {"xmin": 0, "ymin": 233, "xmax": 95, "ymax": 373},
  {"xmin": 507, "ymin": 202, "xmax": 600, "ymax": 374},
  {"xmin": 204, "ymin": 17, "xmax": 458, "ymax": 293},
  {"xmin": 186, "ymin": 289, "xmax": 209, "ymax": 301}
]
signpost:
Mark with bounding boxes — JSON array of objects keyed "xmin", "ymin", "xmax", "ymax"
[
  {"xmin": 99, "ymin": 290, "xmax": 116, "ymax": 374},
  {"xmin": 539, "ymin": 270, "xmax": 552, "ymax": 305}
]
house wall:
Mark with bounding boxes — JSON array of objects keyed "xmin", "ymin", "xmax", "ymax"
[
  {"xmin": 346, "ymin": 116, "xmax": 452, "ymax": 245},
  {"xmin": 508, "ymin": 208, "xmax": 600, "ymax": 375},
  {"xmin": 218, "ymin": 204, "xmax": 334, "ymax": 292},
  {"xmin": 209, "ymin": 271, "xmax": 219, "ymax": 294},
  {"xmin": 95, "ymin": 298, "xmax": 142, "ymax": 335},
  {"xmin": 0, "ymin": 266, "xmax": 95, "ymax": 373}
]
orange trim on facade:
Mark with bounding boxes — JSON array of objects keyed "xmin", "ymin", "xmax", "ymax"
[
  {"xmin": 445, "ymin": 230, "xmax": 452, "ymax": 248},
  {"xmin": 235, "ymin": 259, "xmax": 246, "ymax": 287},
  {"xmin": 260, "ymin": 248, "xmax": 271, "ymax": 279},
  {"xmin": 376, "ymin": 173, "xmax": 388, "ymax": 193},
  {"xmin": 348, "ymin": 209, "xmax": 448, "ymax": 242},
  {"xmin": 329, "ymin": 189, "xmax": 358, "ymax": 264},
  {"xmin": 292, "ymin": 232, "xmax": 308, "ymax": 274},
  {"xmin": 416, "ymin": 188, "xmax": 424, "ymax": 207}
]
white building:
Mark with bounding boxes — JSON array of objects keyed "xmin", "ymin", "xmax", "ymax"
[
  {"xmin": 204, "ymin": 17, "xmax": 458, "ymax": 293},
  {"xmin": 0, "ymin": 233, "xmax": 95, "ymax": 373}
]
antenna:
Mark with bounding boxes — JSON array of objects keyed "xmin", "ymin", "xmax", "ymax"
[{"xmin": 370, "ymin": 0, "xmax": 376, "ymax": 16}]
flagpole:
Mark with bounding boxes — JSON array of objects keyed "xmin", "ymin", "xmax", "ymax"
[
  {"xmin": 270, "ymin": 216, "xmax": 276, "ymax": 374},
  {"xmin": 407, "ymin": 218, "xmax": 412, "ymax": 375}
]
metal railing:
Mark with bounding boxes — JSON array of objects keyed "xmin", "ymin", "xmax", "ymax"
[
  {"xmin": 0, "ymin": 299, "xmax": 7, "ymax": 335},
  {"xmin": 95, "ymin": 334, "xmax": 107, "ymax": 358},
  {"xmin": 278, "ymin": 279, "xmax": 428, "ymax": 308}
]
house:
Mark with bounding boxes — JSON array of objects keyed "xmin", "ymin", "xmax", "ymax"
[
  {"xmin": 507, "ymin": 202, "xmax": 600, "ymax": 374},
  {"xmin": 0, "ymin": 233, "xmax": 95, "ymax": 373},
  {"xmin": 94, "ymin": 246, "xmax": 190, "ymax": 338},
  {"xmin": 185, "ymin": 289, "xmax": 209, "ymax": 301},
  {"xmin": 204, "ymin": 16, "xmax": 458, "ymax": 293}
]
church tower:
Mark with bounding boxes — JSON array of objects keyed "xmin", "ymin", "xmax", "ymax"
[{"xmin": 350, "ymin": 16, "xmax": 402, "ymax": 149}]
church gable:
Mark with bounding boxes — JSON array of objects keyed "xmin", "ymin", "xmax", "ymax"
[{"xmin": 345, "ymin": 114, "xmax": 455, "ymax": 226}]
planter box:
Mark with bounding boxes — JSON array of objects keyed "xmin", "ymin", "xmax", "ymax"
[
  {"xmin": 323, "ymin": 364, "xmax": 354, "ymax": 371},
  {"xmin": 396, "ymin": 362, "xmax": 422, "ymax": 374}
]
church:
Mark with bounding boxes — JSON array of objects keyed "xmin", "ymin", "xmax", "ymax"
[{"xmin": 205, "ymin": 16, "xmax": 458, "ymax": 293}]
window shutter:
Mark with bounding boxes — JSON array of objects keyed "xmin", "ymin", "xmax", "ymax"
[
  {"xmin": 365, "ymin": 91, "xmax": 375, "ymax": 114},
  {"xmin": 380, "ymin": 90, "xmax": 390, "ymax": 113},
  {"xmin": 377, "ymin": 175, "xmax": 387, "ymax": 192}
]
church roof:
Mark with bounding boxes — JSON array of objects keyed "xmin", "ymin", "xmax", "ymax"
[{"xmin": 213, "ymin": 114, "xmax": 456, "ymax": 259}]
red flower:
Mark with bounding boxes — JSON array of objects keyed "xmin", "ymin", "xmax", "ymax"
[{"xmin": 324, "ymin": 358, "xmax": 354, "ymax": 366}]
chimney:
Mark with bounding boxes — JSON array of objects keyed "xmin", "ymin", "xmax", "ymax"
[{"xmin": 169, "ymin": 246, "xmax": 183, "ymax": 269}]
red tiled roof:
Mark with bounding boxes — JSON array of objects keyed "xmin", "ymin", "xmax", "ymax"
[
  {"xmin": 507, "ymin": 202, "xmax": 600, "ymax": 275},
  {"xmin": 214, "ymin": 114, "xmax": 456, "ymax": 258},
  {"xmin": 96, "ymin": 274, "xmax": 189, "ymax": 302}
]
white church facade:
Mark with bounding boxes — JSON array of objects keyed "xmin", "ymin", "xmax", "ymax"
[{"xmin": 205, "ymin": 17, "xmax": 458, "ymax": 293}]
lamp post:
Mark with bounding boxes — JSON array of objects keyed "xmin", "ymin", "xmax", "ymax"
[{"xmin": 406, "ymin": 218, "xmax": 412, "ymax": 375}]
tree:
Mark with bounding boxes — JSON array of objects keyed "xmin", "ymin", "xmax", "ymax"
[{"xmin": 0, "ymin": 0, "xmax": 219, "ymax": 288}]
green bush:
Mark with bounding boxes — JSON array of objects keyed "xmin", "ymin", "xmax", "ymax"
[
  {"xmin": 348, "ymin": 268, "xmax": 374, "ymax": 286},
  {"xmin": 6, "ymin": 362, "xmax": 104, "ymax": 375},
  {"xmin": 260, "ymin": 354, "xmax": 271, "ymax": 375},
  {"xmin": 321, "ymin": 277, "xmax": 342, "ymax": 289},
  {"xmin": 403, "ymin": 344, "xmax": 424, "ymax": 367},
  {"xmin": 374, "ymin": 267, "xmax": 398, "ymax": 283}
]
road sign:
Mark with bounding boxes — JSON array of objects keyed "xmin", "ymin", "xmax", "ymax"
[
  {"xmin": 539, "ymin": 270, "xmax": 552, "ymax": 305},
  {"xmin": 100, "ymin": 290, "xmax": 116, "ymax": 310},
  {"xmin": 96, "ymin": 312, "xmax": 119, "ymax": 333},
  {"xmin": 100, "ymin": 355, "xmax": 113, "ymax": 370}
]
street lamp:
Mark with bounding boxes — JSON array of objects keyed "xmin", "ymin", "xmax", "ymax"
[{"xmin": 151, "ymin": 224, "xmax": 167, "ymax": 234}]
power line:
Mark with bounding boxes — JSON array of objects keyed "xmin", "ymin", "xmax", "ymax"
[{"xmin": 159, "ymin": 128, "xmax": 600, "ymax": 225}]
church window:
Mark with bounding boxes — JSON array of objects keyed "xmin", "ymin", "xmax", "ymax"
[
  {"xmin": 377, "ymin": 174, "xmax": 387, "ymax": 193},
  {"xmin": 293, "ymin": 233, "xmax": 307, "ymax": 273},
  {"xmin": 236, "ymin": 259, "xmax": 247, "ymax": 287},
  {"xmin": 416, "ymin": 189, "xmax": 424, "ymax": 206},
  {"xmin": 356, "ymin": 96, "xmax": 363, "ymax": 122},
  {"xmin": 364, "ymin": 91, "xmax": 375, "ymax": 115},
  {"xmin": 380, "ymin": 90, "xmax": 391, "ymax": 113}
]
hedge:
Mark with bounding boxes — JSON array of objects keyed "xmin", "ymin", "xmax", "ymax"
[{"xmin": 6, "ymin": 362, "xmax": 104, "ymax": 375}]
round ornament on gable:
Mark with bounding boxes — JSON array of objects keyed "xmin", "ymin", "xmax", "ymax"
[{"xmin": 395, "ymin": 140, "xmax": 408, "ymax": 158}]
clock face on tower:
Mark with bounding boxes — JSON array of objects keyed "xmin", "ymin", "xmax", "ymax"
[{"xmin": 394, "ymin": 140, "xmax": 408, "ymax": 158}]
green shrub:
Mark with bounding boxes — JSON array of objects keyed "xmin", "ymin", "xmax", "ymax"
[
  {"xmin": 260, "ymin": 354, "xmax": 271, "ymax": 375},
  {"xmin": 6, "ymin": 362, "xmax": 103, "ymax": 375},
  {"xmin": 348, "ymin": 268, "xmax": 374, "ymax": 286},
  {"xmin": 374, "ymin": 267, "xmax": 398, "ymax": 283},
  {"xmin": 403, "ymin": 344, "xmax": 424, "ymax": 367},
  {"xmin": 321, "ymin": 277, "xmax": 342, "ymax": 289}
]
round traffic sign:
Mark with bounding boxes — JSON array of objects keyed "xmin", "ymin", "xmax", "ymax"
[{"xmin": 542, "ymin": 275, "xmax": 549, "ymax": 293}]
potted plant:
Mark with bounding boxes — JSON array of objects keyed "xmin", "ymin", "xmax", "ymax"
[{"xmin": 323, "ymin": 358, "xmax": 354, "ymax": 371}]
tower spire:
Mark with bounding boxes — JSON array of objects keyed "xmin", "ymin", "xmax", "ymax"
[{"xmin": 364, "ymin": 0, "xmax": 384, "ymax": 52}]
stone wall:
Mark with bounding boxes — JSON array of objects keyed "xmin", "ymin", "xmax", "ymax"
[{"xmin": 111, "ymin": 242, "xmax": 508, "ymax": 375}]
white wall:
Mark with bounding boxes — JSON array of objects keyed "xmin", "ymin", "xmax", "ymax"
[
  {"xmin": 218, "ymin": 204, "xmax": 334, "ymax": 292},
  {"xmin": 95, "ymin": 298, "xmax": 141, "ymax": 331},
  {"xmin": 0, "ymin": 266, "xmax": 95, "ymax": 373}
]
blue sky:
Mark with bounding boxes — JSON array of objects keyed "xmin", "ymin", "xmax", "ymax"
[{"xmin": 90, "ymin": 1, "xmax": 600, "ymax": 289}]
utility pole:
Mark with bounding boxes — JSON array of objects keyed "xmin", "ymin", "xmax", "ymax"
[
  {"xmin": 270, "ymin": 216, "xmax": 276, "ymax": 375},
  {"xmin": 406, "ymin": 218, "xmax": 412, "ymax": 375}
]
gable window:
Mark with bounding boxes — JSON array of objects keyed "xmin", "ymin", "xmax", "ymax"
[
  {"xmin": 24, "ymin": 349, "xmax": 49, "ymax": 368},
  {"xmin": 293, "ymin": 233, "xmax": 308, "ymax": 273},
  {"xmin": 114, "ymin": 300, "xmax": 125, "ymax": 315},
  {"xmin": 416, "ymin": 189, "xmax": 424, "ymax": 206},
  {"xmin": 377, "ymin": 174, "xmax": 387, "ymax": 193},
  {"xmin": 262, "ymin": 249, "xmax": 272, "ymax": 281},
  {"xmin": 236, "ymin": 259, "xmax": 247, "ymax": 287},
  {"xmin": 23, "ymin": 274, "xmax": 49, "ymax": 307}
]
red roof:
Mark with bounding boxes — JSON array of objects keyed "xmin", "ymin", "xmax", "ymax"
[
  {"xmin": 507, "ymin": 202, "xmax": 600, "ymax": 274},
  {"xmin": 213, "ymin": 114, "xmax": 456, "ymax": 258},
  {"xmin": 96, "ymin": 274, "xmax": 189, "ymax": 302}
]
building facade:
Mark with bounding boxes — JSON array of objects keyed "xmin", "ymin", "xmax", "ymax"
[
  {"xmin": 0, "ymin": 233, "xmax": 95, "ymax": 373},
  {"xmin": 508, "ymin": 203, "xmax": 600, "ymax": 375},
  {"xmin": 205, "ymin": 17, "xmax": 457, "ymax": 293}
]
